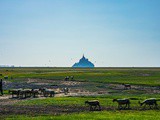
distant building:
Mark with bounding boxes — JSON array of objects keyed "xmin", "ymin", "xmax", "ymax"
[{"xmin": 72, "ymin": 55, "xmax": 94, "ymax": 68}]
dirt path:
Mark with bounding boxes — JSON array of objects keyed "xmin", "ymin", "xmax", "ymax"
[
  {"xmin": 0, "ymin": 95, "xmax": 21, "ymax": 105},
  {"xmin": 0, "ymin": 105, "xmax": 87, "ymax": 116}
]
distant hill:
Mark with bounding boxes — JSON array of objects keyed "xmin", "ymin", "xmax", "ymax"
[
  {"xmin": 0, "ymin": 65, "xmax": 14, "ymax": 67},
  {"xmin": 72, "ymin": 55, "xmax": 94, "ymax": 68}
]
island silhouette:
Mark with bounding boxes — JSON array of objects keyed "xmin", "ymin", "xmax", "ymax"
[{"xmin": 72, "ymin": 55, "xmax": 94, "ymax": 68}]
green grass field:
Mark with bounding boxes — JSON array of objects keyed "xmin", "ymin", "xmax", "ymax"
[
  {"xmin": 4, "ymin": 95, "xmax": 160, "ymax": 120},
  {"xmin": 0, "ymin": 67, "xmax": 160, "ymax": 120},
  {"xmin": 6, "ymin": 110, "xmax": 160, "ymax": 120},
  {"xmin": 15, "ymin": 95, "xmax": 160, "ymax": 106},
  {"xmin": 0, "ymin": 67, "xmax": 160, "ymax": 86}
]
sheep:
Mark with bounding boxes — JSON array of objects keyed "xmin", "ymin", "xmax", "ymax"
[
  {"xmin": 122, "ymin": 83, "xmax": 131, "ymax": 89},
  {"xmin": 39, "ymin": 88, "xmax": 49, "ymax": 95},
  {"xmin": 139, "ymin": 98, "xmax": 158, "ymax": 109},
  {"xmin": 31, "ymin": 89, "xmax": 39, "ymax": 98},
  {"xmin": 4, "ymin": 76, "xmax": 8, "ymax": 80},
  {"xmin": 9, "ymin": 89, "xmax": 40, "ymax": 98},
  {"xmin": 85, "ymin": 100, "xmax": 101, "ymax": 111},
  {"xmin": 9, "ymin": 89, "xmax": 22, "ymax": 98},
  {"xmin": 113, "ymin": 98, "xmax": 130, "ymax": 109},
  {"xmin": 64, "ymin": 76, "xmax": 69, "ymax": 81},
  {"xmin": 39, "ymin": 88, "xmax": 45, "ymax": 95},
  {"xmin": 63, "ymin": 87, "xmax": 69, "ymax": 95},
  {"xmin": 43, "ymin": 89, "xmax": 55, "ymax": 97},
  {"xmin": 70, "ymin": 76, "xmax": 74, "ymax": 80},
  {"xmin": 19, "ymin": 89, "xmax": 32, "ymax": 98}
]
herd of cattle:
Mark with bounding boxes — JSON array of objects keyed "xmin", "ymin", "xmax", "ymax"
[{"xmin": 85, "ymin": 98, "xmax": 159, "ymax": 111}]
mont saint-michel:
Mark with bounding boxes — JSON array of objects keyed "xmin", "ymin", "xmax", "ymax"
[{"xmin": 72, "ymin": 55, "xmax": 94, "ymax": 68}]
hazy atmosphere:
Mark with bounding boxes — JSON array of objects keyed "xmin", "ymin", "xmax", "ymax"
[{"xmin": 0, "ymin": 0, "xmax": 160, "ymax": 67}]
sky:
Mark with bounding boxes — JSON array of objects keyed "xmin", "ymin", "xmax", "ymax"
[{"xmin": 0, "ymin": 0, "xmax": 160, "ymax": 67}]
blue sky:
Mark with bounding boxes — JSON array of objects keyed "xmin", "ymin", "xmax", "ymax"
[{"xmin": 0, "ymin": 0, "xmax": 160, "ymax": 67}]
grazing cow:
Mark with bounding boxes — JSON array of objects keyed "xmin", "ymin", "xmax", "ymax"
[
  {"xmin": 113, "ymin": 98, "xmax": 130, "ymax": 109},
  {"xmin": 122, "ymin": 83, "xmax": 131, "ymax": 89},
  {"xmin": 85, "ymin": 100, "xmax": 101, "ymax": 111},
  {"xmin": 139, "ymin": 98, "xmax": 158, "ymax": 109}
]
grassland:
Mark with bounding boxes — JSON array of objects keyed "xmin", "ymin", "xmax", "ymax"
[
  {"xmin": 3, "ymin": 95, "xmax": 160, "ymax": 120},
  {"xmin": 0, "ymin": 67, "xmax": 160, "ymax": 120},
  {"xmin": 0, "ymin": 67, "xmax": 160, "ymax": 86},
  {"xmin": 6, "ymin": 110, "xmax": 160, "ymax": 120}
]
